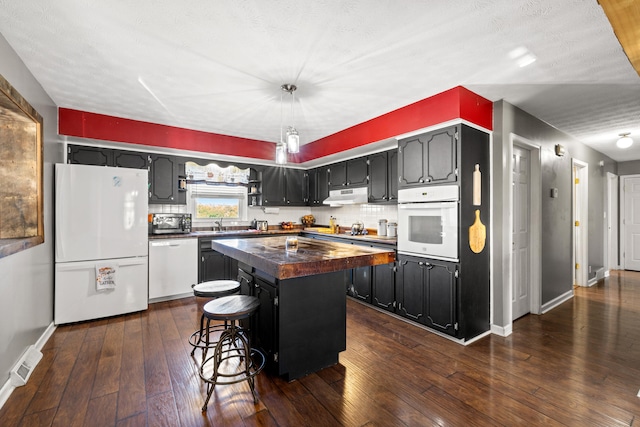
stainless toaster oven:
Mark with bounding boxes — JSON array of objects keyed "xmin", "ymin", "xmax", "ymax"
[{"xmin": 150, "ymin": 213, "xmax": 192, "ymax": 234}]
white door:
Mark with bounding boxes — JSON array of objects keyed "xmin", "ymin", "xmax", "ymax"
[
  {"xmin": 623, "ymin": 176, "xmax": 640, "ymax": 271},
  {"xmin": 573, "ymin": 160, "xmax": 588, "ymax": 287},
  {"xmin": 512, "ymin": 146, "xmax": 531, "ymax": 320}
]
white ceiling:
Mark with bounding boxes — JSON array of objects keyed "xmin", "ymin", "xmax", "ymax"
[{"xmin": 1, "ymin": 0, "xmax": 639, "ymax": 162}]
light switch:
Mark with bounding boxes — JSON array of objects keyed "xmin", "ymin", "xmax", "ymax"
[{"xmin": 550, "ymin": 188, "xmax": 558, "ymax": 198}]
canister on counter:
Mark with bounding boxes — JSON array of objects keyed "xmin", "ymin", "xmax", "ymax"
[
  {"xmin": 377, "ymin": 219, "xmax": 388, "ymax": 236},
  {"xmin": 386, "ymin": 221, "xmax": 397, "ymax": 238}
]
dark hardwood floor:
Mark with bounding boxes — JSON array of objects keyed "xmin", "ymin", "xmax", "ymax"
[{"xmin": 2, "ymin": 270, "xmax": 640, "ymax": 426}]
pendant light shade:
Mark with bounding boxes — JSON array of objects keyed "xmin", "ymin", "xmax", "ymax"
[
  {"xmin": 275, "ymin": 142, "xmax": 287, "ymax": 164},
  {"xmin": 616, "ymin": 133, "xmax": 633, "ymax": 149},
  {"xmin": 286, "ymin": 127, "xmax": 299, "ymax": 153},
  {"xmin": 275, "ymin": 83, "xmax": 300, "ymax": 163}
]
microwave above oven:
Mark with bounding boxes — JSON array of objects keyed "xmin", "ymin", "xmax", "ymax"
[
  {"xmin": 150, "ymin": 213, "xmax": 192, "ymax": 234},
  {"xmin": 397, "ymin": 186, "xmax": 459, "ymax": 261}
]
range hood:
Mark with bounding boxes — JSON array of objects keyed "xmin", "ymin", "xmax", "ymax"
[{"xmin": 323, "ymin": 187, "xmax": 368, "ymax": 206}]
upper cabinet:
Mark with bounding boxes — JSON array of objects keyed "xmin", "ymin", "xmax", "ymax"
[
  {"xmin": 148, "ymin": 154, "xmax": 186, "ymax": 205},
  {"xmin": 113, "ymin": 151, "xmax": 149, "ymax": 169},
  {"xmin": 68, "ymin": 145, "xmax": 149, "ymax": 170},
  {"xmin": 308, "ymin": 166, "xmax": 329, "ymax": 206},
  {"xmin": 398, "ymin": 125, "xmax": 458, "ymax": 187},
  {"xmin": 329, "ymin": 157, "xmax": 368, "ymax": 189},
  {"xmin": 284, "ymin": 168, "xmax": 308, "ymax": 206},
  {"xmin": 261, "ymin": 167, "xmax": 308, "ymax": 206},
  {"xmin": 68, "ymin": 145, "xmax": 111, "ymax": 166},
  {"xmin": 367, "ymin": 149, "xmax": 398, "ymax": 203}
]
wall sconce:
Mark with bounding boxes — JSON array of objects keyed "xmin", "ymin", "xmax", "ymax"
[{"xmin": 554, "ymin": 144, "xmax": 565, "ymax": 157}]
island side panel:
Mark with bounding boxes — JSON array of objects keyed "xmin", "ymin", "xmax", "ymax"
[{"xmin": 277, "ymin": 270, "xmax": 348, "ymax": 380}]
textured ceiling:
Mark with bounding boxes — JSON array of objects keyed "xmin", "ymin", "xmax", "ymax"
[{"xmin": 0, "ymin": 0, "xmax": 639, "ymax": 162}]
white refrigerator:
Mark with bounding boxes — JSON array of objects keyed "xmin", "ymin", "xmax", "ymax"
[{"xmin": 55, "ymin": 163, "xmax": 149, "ymax": 324}]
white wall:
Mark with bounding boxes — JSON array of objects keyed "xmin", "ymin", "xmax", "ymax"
[{"xmin": 0, "ymin": 34, "xmax": 63, "ymax": 382}]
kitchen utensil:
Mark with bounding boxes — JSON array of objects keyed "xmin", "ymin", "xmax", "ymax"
[
  {"xmin": 377, "ymin": 219, "xmax": 387, "ymax": 236},
  {"xmin": 469, "ymin": 210, "xmax": 486, "ymax": 253},
  {"xmin": 255, "ymin": 220, "xmax": 268, "ymax": 231},
  {"xmin": 386, "ymin": 222, "xmax": 397, "ymax": 238},
  {"xmin": 351, "ymin": 221, "xmax": 365, "ymax": 235}
]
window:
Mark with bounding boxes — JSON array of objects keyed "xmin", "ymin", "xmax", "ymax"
[{"xmin": 188, "ymin": 184, "xmax": 248, "ymax": 226}]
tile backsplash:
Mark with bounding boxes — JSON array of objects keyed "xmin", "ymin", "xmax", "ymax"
[{"xmin": 149, "ymin": 203, "xmax": 398, "ymax": 230}]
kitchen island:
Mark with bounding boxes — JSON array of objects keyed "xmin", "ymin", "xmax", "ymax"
[{"xmin": 209, "ymin": 236, "xmax": 395, "ymax": 380}]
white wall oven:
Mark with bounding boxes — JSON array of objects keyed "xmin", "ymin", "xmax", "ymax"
[{"xmin": 397, "ymin": 185, "xmax": 459, "ymax": 261}]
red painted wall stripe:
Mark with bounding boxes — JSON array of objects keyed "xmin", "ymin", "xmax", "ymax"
[
  {"xmin": 58, "ymin": 109, "xmax": 276, "ymax": 161},
  {"xmin": 59, "ymin": 86, "xmax": 492, "ymax": 163}
]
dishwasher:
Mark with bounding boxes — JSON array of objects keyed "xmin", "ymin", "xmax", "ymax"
[{"xmin": 149, "ymin": 238, "xmax": 198, "ymax": 301}]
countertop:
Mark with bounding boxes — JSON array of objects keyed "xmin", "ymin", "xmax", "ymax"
[
  {"xmin": 209, "ymin": 236, "xmax": 395, "ymax": 280},
  {"xmin": 148, "ymin": 227, "xmax": 397, "ymax": 246}
]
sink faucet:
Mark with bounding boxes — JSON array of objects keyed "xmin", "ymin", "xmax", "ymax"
[{"xmin": 214, "ymin": 219, "xmax": 223, "ymax": 231}]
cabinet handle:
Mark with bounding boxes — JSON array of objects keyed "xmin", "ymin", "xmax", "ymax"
[
  {"xmin": 254, "ymin": 283, "xmax": 259, "ymax": 288},
  {"xmin": 419, "ymin": 178, "xmax": 425, "ymax": 183}
]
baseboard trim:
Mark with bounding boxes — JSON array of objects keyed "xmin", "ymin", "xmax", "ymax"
[
  {"xmin": 541, "ymin": 290, "xmax": 574, "ymax": 314},
  {"xmin": 491, "ymin": 323, "xmax": 512, "ymax": 337},
  {"xmin": 0, "ymin": 322, "xmax": 56, "ymax": 410}
]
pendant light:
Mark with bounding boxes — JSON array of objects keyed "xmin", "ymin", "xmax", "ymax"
[
  {"xmin": 284, "ymin": 84, "xmax": 300, "ymax": 153},
  {"xmin": 616, "ymin": 133, "xmax": 633, "ymax": 149},
  {"xmin": 275, "ymin": 83, "xmax": 300, "ymax": 164}
]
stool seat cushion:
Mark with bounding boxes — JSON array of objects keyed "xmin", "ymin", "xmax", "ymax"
[
  {"xmin": 203, "ymin": 295, "xmax": 260, "ymax": 321},
  {"xmin": 193, "ymin": 280, "xmax": 240, "ymax": 297}
]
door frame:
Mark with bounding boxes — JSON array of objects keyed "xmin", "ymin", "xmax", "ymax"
[
  {"xmin": 572, "ymin": 159, "xmax": 588, "ymax": 287},
  {"xmin": 605, "ymin": 172, "xmax": 619, "ymax": 273},
  {"xmin": 508, "ymin": 135, "xmax": 542, "ymax": 321}
]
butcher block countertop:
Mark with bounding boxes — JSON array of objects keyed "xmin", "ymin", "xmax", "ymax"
[{"xmin": 209, "ymin": 236, "xmax": 395, "ymax": 280}]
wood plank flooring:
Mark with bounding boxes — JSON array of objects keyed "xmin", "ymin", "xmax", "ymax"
[{"xmin": 2, "ymin": 270, "xmax": 640, "ymax": 426}]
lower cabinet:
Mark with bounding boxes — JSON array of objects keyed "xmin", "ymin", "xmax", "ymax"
[
  {"xmin": 300, "ymin": 233, "xmax": 487, "ymax": 341},
  {"xmin": 253, "ymin": 275, "xmax": 278, "ymax": 368},
  {"xmin": 396, "ymin": 254, "xmax": 458, "ymax": 337},
  {"xmin": 198, "ymin": 239, "xmax": 238, "ymax": 283},
  {"xmin": 348, "ymin": 266, "xmax": 372, "ymax": 303},
  {"xmin": 371, "ymin": 262, "xmax": 396, "ymax": 312}
]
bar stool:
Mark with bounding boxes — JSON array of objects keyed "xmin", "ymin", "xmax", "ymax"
[
  {"xmin": 200, "ymin": 295, "xmax": 265, "ymax": 411},
  {"xmin": 188, "ymin": 280, "xmax": 241, "ymax": 360}
]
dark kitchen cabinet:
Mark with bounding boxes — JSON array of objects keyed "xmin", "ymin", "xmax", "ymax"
[
  {"xmin": 149, "ymin": 154, "xmax": 186, "ymax": 204},
  {"xmin": 371, "ymin": 262, "xmax": 396, "ymax": 312},
  {"xmin": 198, "ymin": 239, "xmax": 238, "ymax": 283},
  {"xmin": 424, "ymin": 260, "xmax": 457, "ymax": 336},
  {"xmin": 396, "ymin": 254, "xmax": 458, "ymax": 337},
  {"xmin": 253, "ymin": 275, "xmax": 278, "ymax": 368},
  {"xmin": 398, "ymin": 125, "xmax": 457, "ymax": 187},
  {"xmin": 261, "ymin": 167, "xmax": 308, "ymax": 206},
  {"xmin": 348, "ymin": 266, "xmax": 372, "ymax": 303},
  {"xmin": 396, "ymin": 256, "xmax": 427, "ymax": 324},
  {"xmin": 67, "ymin": 145, "xmax": 111, "ymax": 166},
  {"xmin": 284, "ymin": 168, "xmax": 308, "ymax": 206},
  {"xmin": 367, "ymin": 149, "xmax": 398, "ymax": 203},
  {"xmin": 261, "ymin": 167, "xmax": 285, "ymax": 206},
  {"xmin": 329, "ymin": 157, "xmax": 368, "ymax": 189},
  {"xmin": 308, "ymin": 166, "xmax": 329, "ymax": 205},
  {"xmin": 113, "ymin": 150, "xmax": 149, "ymax": 169},
  {"xmin": 68, "ymin": 145, "xmax": 149, "ymax": 170}
]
